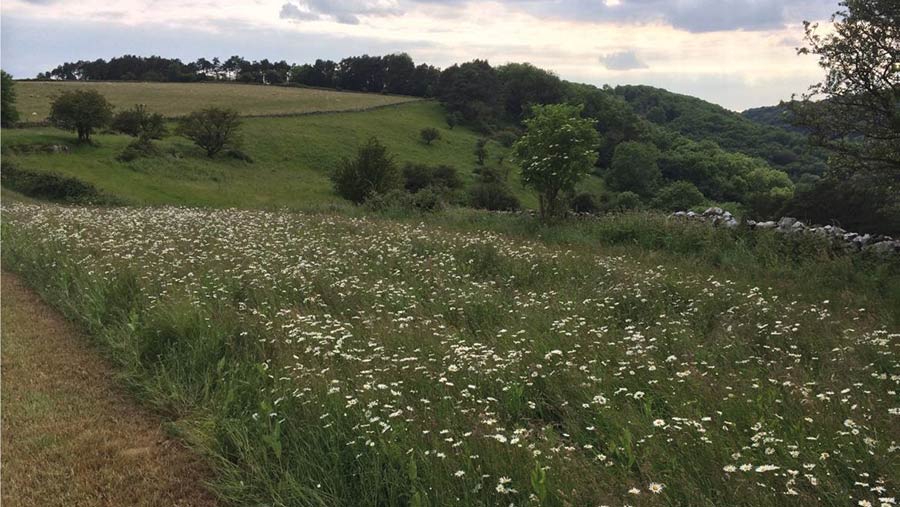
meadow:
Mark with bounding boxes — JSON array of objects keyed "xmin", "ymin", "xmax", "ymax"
[
  {"xmin": 2, "ymin": 100, "xmax": 605, "ymax": 209},
  {"xmin": 13, "ymin": 81, "xmax": 418, "ymax": 120},
  {"xmin": 3, "ymin": 202, "xmax": 898, "ymax": 507}
]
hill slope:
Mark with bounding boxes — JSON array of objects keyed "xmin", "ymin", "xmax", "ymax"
[
  {"xmin": 2, "ymin": 100, "xmax": 602, "ymax": 208},
  {"xmin": 614, "ymin": 85, "xmax": 826, "ymax": 178},
  {"xmin": 13, "ymin": 81, "xmax": 419, "ymax": 120}
]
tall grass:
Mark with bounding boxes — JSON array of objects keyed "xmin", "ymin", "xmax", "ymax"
[{"xmin": 3, "ymin": 203, "xmax": 898, "ymax": 506}]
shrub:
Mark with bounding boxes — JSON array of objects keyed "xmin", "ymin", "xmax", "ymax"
[
  {"xmin": 571, "ymin": 192, "xmax": 600, "ymax": 214},
  {"xmin": 48, "ymin": 89, "xmax": 114, "ymax": 142},
  {"xmin": 0, "ymin": 161, "xmax": 118, "ymax": 204},
  {"xmin": 402, "ymin": 163, "xmax": 462, "ymax": 193},
  {"xmin": 117, "ymin": 137, "xmax": 159, "ymax": 162},
  {"xmin": 493, "ymin": 129, "xmax": 518, "ymax": 148},
  {"xmin": 446, "ymin": 111, "xmax": 463, "ymax": 130},
  {"xmin": 176, "ymin": 107, "xmax": 241, "ymax": 157},
  {"xmin": 420, "ymin": 127, "xmax": 441, "ymax": 145},
  {"xmin": 111, "ymin": 104, "xmax": 166, "ymax": 139},
  {"xmin": 470, "ymin": 181, "xmax": 520, "ymax": 211},
  {"xmin": 602, "ymin": 191, "xmax": 643, "ymax": 211},
  {"xmin": 331, "ymin": 137, "xmax": 401, "ymax": 203},
  {"xmin": 475, "ymin": 138, "xmax": 488, "ymax": 165},
  {"xmin": 651, "ymin": 180, "xmax": 706, "ymax": 211}
]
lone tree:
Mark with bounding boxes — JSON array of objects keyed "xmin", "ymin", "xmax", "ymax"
[
  {"xmin": 474, "ymin": 138, "xmax": 488, "ymax": 165},
  {"xmin": 49, "ymin": 89, "xmax": 113, "ymax": 142},
  {"xmin": 331, "ymin": 137, "xmax": 401, "ymax": 203},
  {"xmin": 420, "ymin": 127, "xmax": 440, "ymax": 145},
  {"xmin": 176, "ymin": 107, "xmax": 241, "ymax": 157},
  {"xmin": 112, "ymin": 104, "xmax": 166, "ymax": 140},
  {"xmin": 1, "ymin": 70, "xmax": 20, "ymax": 127},
  {"xmin": 791, "ymin": 0, "xmax": 899, "ymax": 179},
  {"xmin": 513, "ymin": 103, "xmax": 599, "ymax": 219}
]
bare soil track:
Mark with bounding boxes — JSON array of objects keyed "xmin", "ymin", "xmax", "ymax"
[{"xmin": 1, "ymin": 272, "xmax": 218, "ymax": 507}]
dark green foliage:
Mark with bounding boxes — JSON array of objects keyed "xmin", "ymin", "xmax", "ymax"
[
  {"xmin": 117, "ymin": 137, "xmax": 160, "ymax": 162},
  {"xmin": 331, "ymin": 137, "xmax": 401, "ymax": 204},
  {"xmin": 474, "ymin": 138, "xmax": 488, "ymax": 165},
  {"xmin": 419, "ymin": 127, "xmax": 440, "ymax": 145},
  {"xmin": 1, "ymin": 70, "xmax": 20, "ymax": 127},
  {"xmin": 402, "ymin": 163, "xmax": 461, "ymax": 193},
  {"xmin": 446, "ymin": 111, "xmax": 463, "ymax": 130},
  {"xmin": 1, "ymin": 161, "xmax": 118, "ymax": 204},
  {"xmin": 786, "ymin": 175, "xmax": 900, "ymax": 235},
  {"xmin": 492, "ymin": 129, "xmax": 518, "ymax": 148},
  {"xmin": 495, "ymin": 63, "xmax": 564, "ymax": 121},
  {"xmin": 615, "ymin": 84, "xmax": 828, "ymax": 178},
  {"xmin": 741, "ymin": 104, "xmax": 806, "ymax": 133},
  {"xmin": 651, "ymin": 181, "xmax": 706, "ymax": 211},
  {"xmin": 437, "ymin": 60, "xmax": 501, "ymax": 131},
  {"xmin": 604, "ymin": 191, "xmax": 643, "ymax": 211},
  {"xmin": 365, "ymin": 187, "xmax": 449, "ymax": 213},
  {"xmin": 607, "ymin": 141, "xmax": 661, "ymax": 197},
  {"xmin": 570, "ymin": 192, "xmax": 600, "ymax": 214},
  {"xmin": 469, "ymin": 167, "xmax": 520, "ymax": 211},
  {"xmin": 176, "ymin": 107, "xmax": 241, "ymax": 157},
  {"xmin": 111, "ymin": 104, "xmax": 166, "ymax": 139},
  {"xmin": 48, "ymin": 89, "xmax": 113, "ymax": 142}
]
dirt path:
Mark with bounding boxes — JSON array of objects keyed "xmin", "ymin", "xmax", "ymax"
[{"xmin": 1, "ymin": 272, "xmax": 218, "ymax": 507}]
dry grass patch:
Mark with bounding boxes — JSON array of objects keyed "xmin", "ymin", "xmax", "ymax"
[{"xmin": 0, "ymin": 272, "xmax": 217, "ymax": 507}]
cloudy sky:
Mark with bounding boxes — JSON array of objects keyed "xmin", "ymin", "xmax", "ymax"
[{"xmin": 0, "ymin": 0, "xmax": 839, "ymax": 110}]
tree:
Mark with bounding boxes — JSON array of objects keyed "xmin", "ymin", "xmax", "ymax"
[
  {"xmin": 513, "ymin": 103, "xmax": 600, "ymax": 219},
  {"xmin": 651, "ymin": 181, "xmax": 706, "ymax": 211},
  {"xmin": 496, "ymin": 63, "xmax": 564, "ymax": 121},
  {"xmin": 176, "ymin": 108, "xmax": 241, "ymax": 157},
  {"xmin": 331, "ymin": 137, "xmax": 401, "ymax": 203},
  {"xmin": 48, "ymin": 89, "xmax": 113, "ymax": 142},
  {"xmin": 607, "ymin": 141, "xmax": 661, "ymax": 197},
  {"xmin": 111, "ymin": 104, "xmax": 166, "ymax": 139},
  {"xmin": 420, "ymin": 127, "xmax": 440, "ymax": 145},
  {"xmin": 1, "ymin": 70, "xmax": 20, "ymax": 127},
  {"xmin": 791, "ymin": 0, "xmax": 899, "ymax": 180}
]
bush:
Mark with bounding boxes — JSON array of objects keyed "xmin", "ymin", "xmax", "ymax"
[
  {"xmin": 402, "ymin": 163, "xmax": 462, "ymax": 193},
  {"xmin": 420, "ymin": 127, "xmax": 441, "ymax": 145},
  {"xmin": 117, "ymin": 138, "xmax": 159, "ymax": 162},
  {"xmin": 1, "ymin": 70, "xmax": 20, "ymax": 127},
  {"xmin": 446, "ymin": 111, "xmax": 463, "ymax": 129},
  {"xmin": 111, "ymin": 104, "xmax": 166, "ymax": 139},
  {"xmin": 364, "ymin": 187, "xmax": 448, "ymax": 213},
  {"xmin": 470, "ymin": 181, "xmax": 520, "ymax": 211},
  {"xmin": 570, "ymin": 192, "xmax": 600, "ymax": 214},
  {"xmin": 607, "ymin": 141, "xmax": 661, "ymax": 197},
  {"xmin": 331, "ymin": 137, "xmax": 401, "ymax": 204},
  {"xmin": 475, "ymin": 138, "xmax": 488, "ymax": 165},
  {"xmin": 48, "ymin": 89, "xmax": 114, "ymax": 142},
  {"xmin": 651, "ymin": 180, "xmax": 706, "ymax": 211},
  {"xmin": 176, "ymin": 107, "xmax": 241, "ymax": 157},
  {"xmin": 493, "ymin": 129, "xmax": 518, "ymax": 148},
  {"xmin": 0, "ymin": 161, "xmax": 118, "ymax": 204},
  {"xmin": 601, "ymin": 191, "xmax": 643, "ymax": 211}
]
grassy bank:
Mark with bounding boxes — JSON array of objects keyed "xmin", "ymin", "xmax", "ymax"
[
  {"xmin": 4, "ymin": 101, "xmax": 601, "ymax": 208},
  {"xmin": 13, "ymin": 80, "xmax": 418, "ymax": 120},
  {"xmin": 4, "ymin": 203, "xmax": 898, "ymax": 506}
]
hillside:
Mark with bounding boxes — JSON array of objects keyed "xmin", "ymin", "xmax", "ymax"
[
  {"xmin": 614, "ymin": 85, "xmax": 827, "ymax": 178},
  {"xmin": 1, "ymin": 97, "xmax": 602, "ymax": 209},
  {"xmin": 13, "ymin": 81, "xmax": 419, "ymax": 120},
  {"xmin": 741, "ymin": 103, "xmax": 808, "ymax": 134}
]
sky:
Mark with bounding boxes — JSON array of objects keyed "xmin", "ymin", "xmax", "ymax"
[{"xmin": 0, "ymin": 0, "xmax": 839, "ymax": 111}]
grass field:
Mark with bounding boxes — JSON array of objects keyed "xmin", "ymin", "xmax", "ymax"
[
  {"xmin": 3, "ymin": 203, "xmax": 898, "ymax": 506},
  {"xmin": 1, "ymin": 100, "xmax": 603, "ymax": 209},
  {"xmin": 13, "ymin": 81, "xmax": 419, "ymax": 120}
]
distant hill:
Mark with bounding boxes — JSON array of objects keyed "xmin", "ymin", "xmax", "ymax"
[
  {"xmin": 741, "ymin": 103, "xmax": 808, "ymax": 134},
  {"xmin": 614, "ymin": 85, "xmax": 826, "ymax": 178}
]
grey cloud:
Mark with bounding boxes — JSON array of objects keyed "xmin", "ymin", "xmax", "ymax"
[
  {"xmin": 599, "ymin": 50, "xmax": 647, "ymax": 71},
  {"xmin": 279, "ymin": 3, "xmax": 318, "ymax": 20}
]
